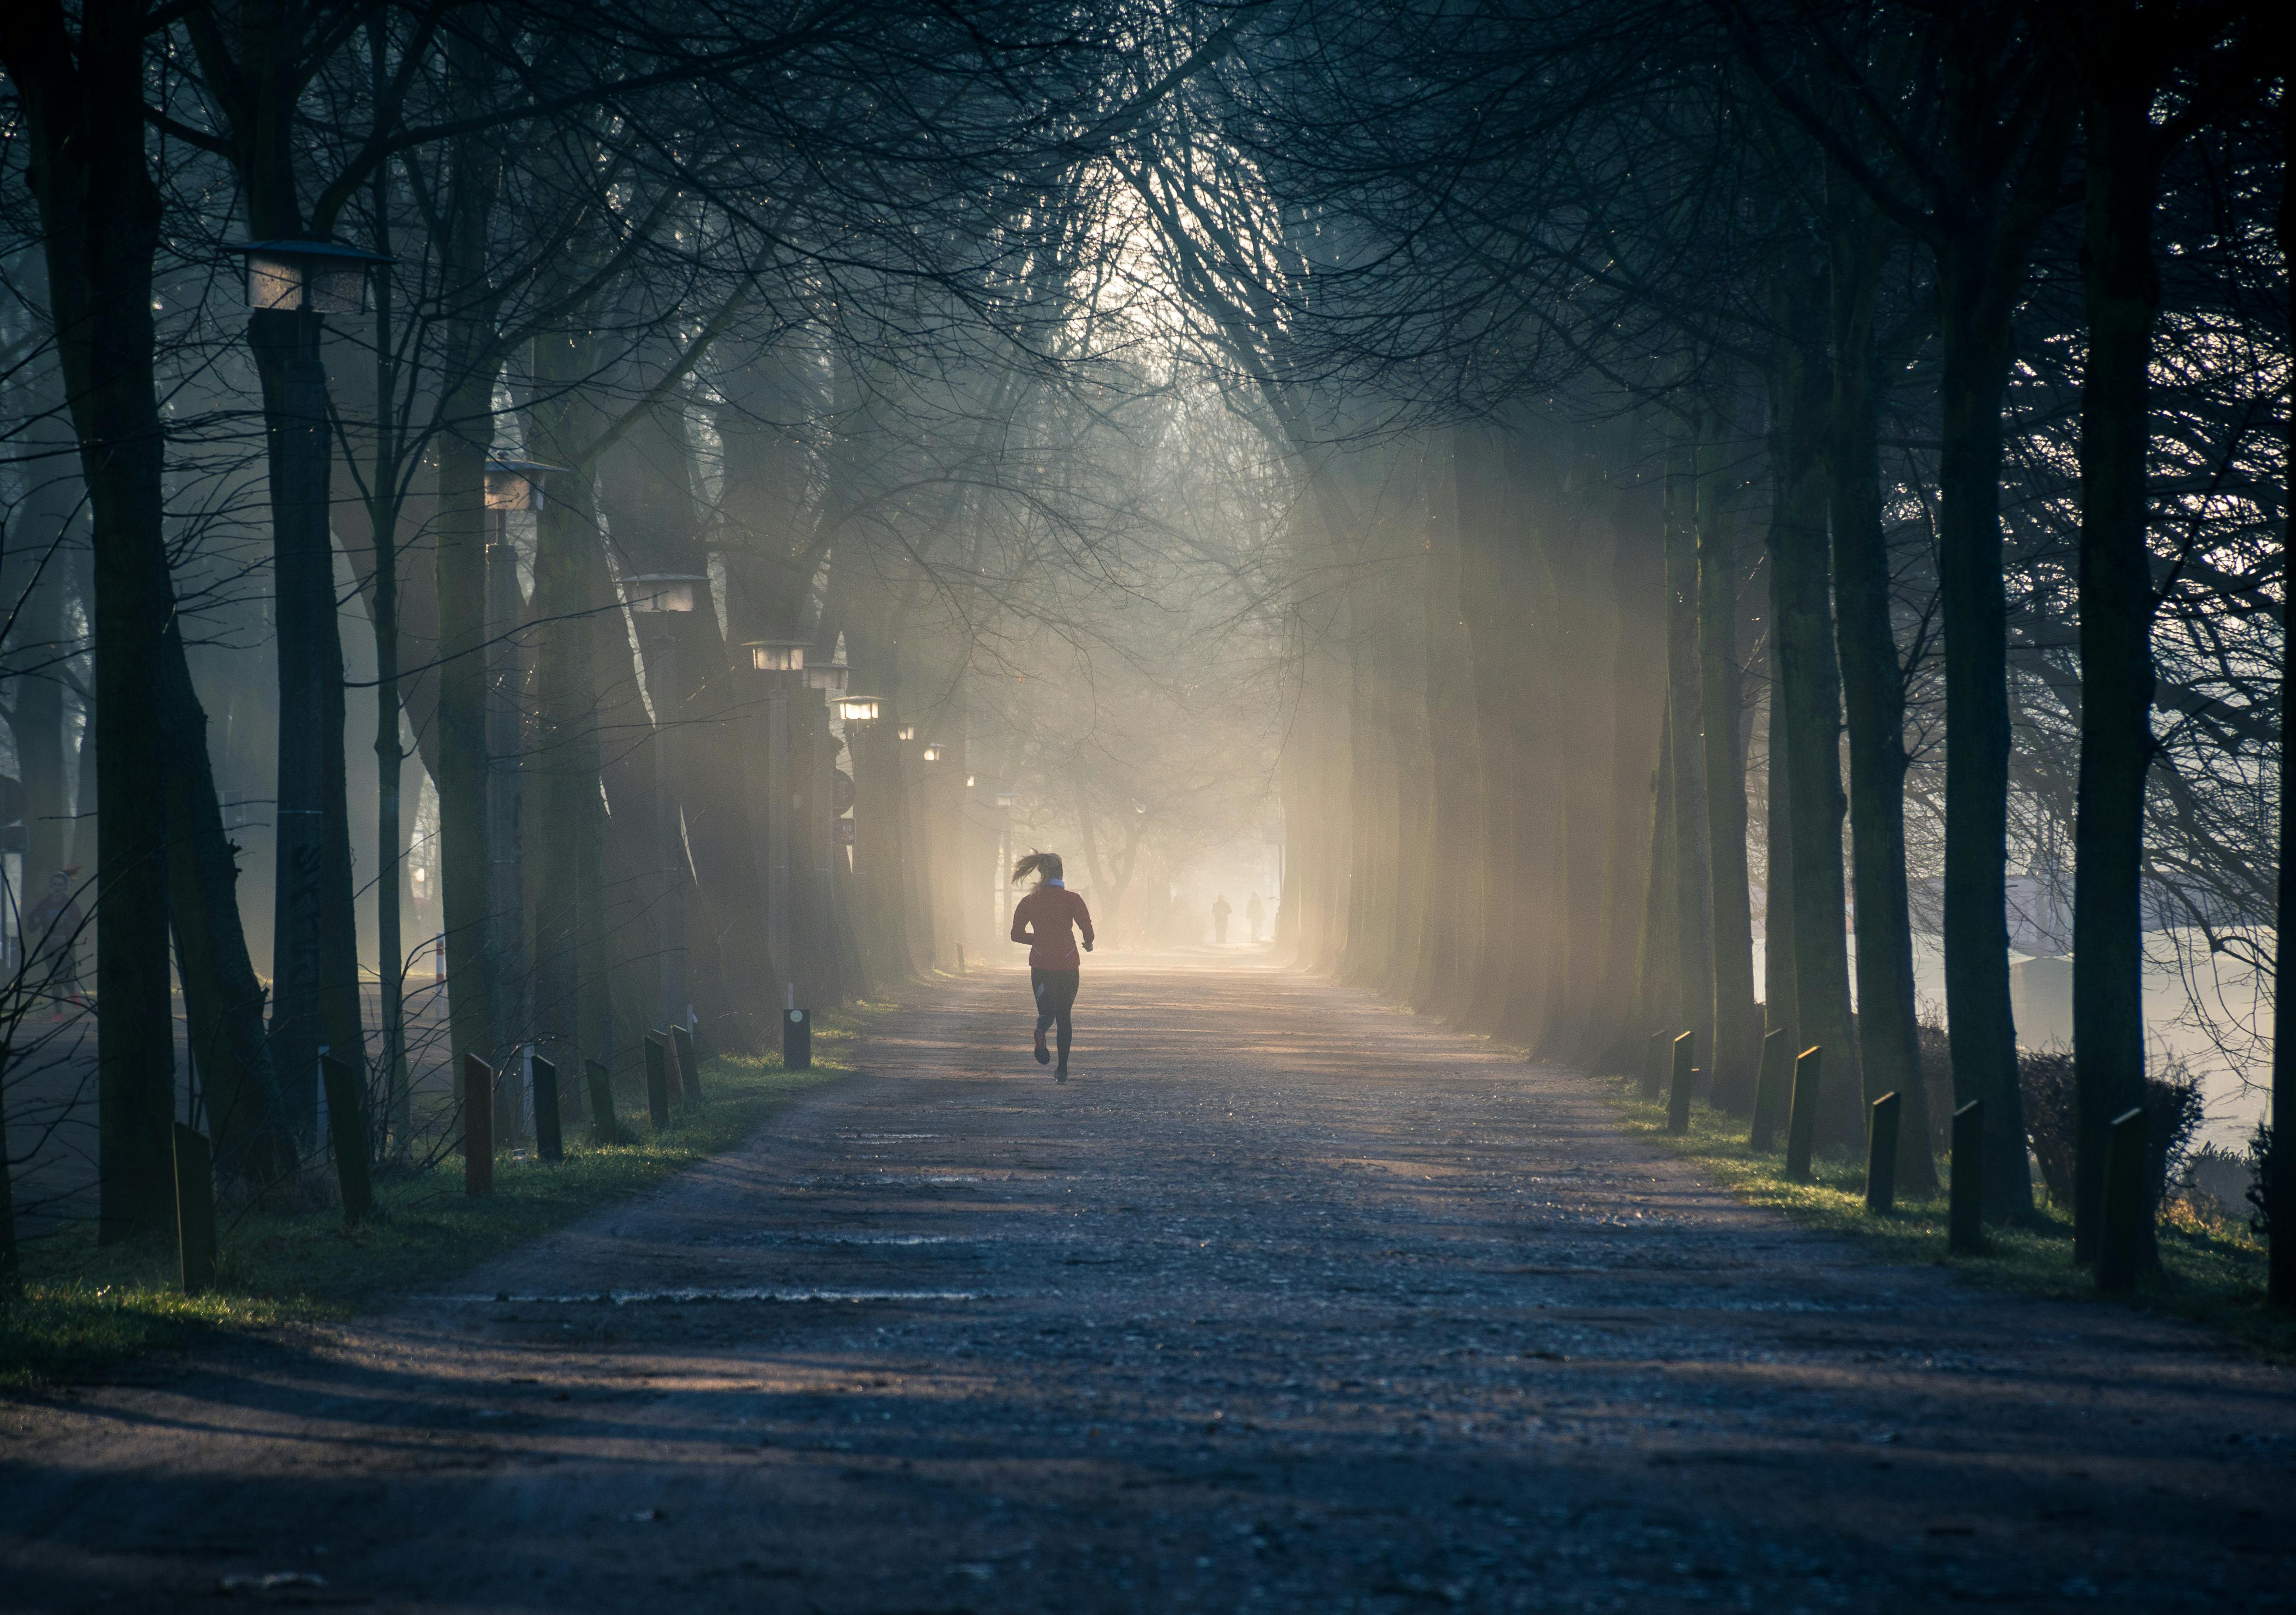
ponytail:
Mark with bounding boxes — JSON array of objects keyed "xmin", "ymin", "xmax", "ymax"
[{"xmin": 1012, "ymin": 850, "xmax": 1064, "ymax": 886}]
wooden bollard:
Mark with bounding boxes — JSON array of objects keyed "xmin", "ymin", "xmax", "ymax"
[
  {"xmin": 643, "ymin": 1034, "xmax": 674, "ymax": 1130},
  {"xmin": 173, "ymin": 1123, "xmax": 217, "ymax": 1295},
  {"xmin": 586, "ymin": 1059, "xmax": 622, "ymax": 1145},
  {"xmin": 671, "ymin": 1026, "xmax": 704, "ymax": 1104},
  {"xmin": 1749, "ymin": 1028, "xmax": 1788, "ymax": 1151},
  {"xmin": 532, "ymin": 1054, "xmax": 564, "ymax": 1163},
  {"xmin": 1666, "ymin": 1032, "xmax": 1695, "ymax": 1134},
  {"xmin": 2098, "ymin": 1105, "xmax": 2149, "ymax": 1294},
  {"xmin": 1865, "ymin": 1091, "xmax": 1901, "ymax": 1214},
  {"xmin": 1949, "ymin": 1099, "xmax": 1985, "ymax": 1253},
  {"xmin": 1641, "ymin": 1031, "xmax": 1668, "ymax": 1099},
  {"xmin": 464, "ymin": 1053, "xmax": 494, "ymax": 1196},
  {"xmin": 321, "ymin": 1055, "xmax": 374, "ymax": 1223},
  {"xmin": 1784, "ymin": 1046, "xmax": 1823, "ymax": 1183}
]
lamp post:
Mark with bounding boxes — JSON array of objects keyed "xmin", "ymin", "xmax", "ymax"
[
  {"xmin": 478, "ymin": 462, "xmax": 562, "ymax": 1136},
  {"xmin": 994, "ymin": 791, "xmax": 1018, "ymax": 932},
  {"xmin": 743, "ymin": 639, "xmax": 808, "ymax": 1008},
  {"xmin": 226, "ymin": 238, "xmax": 391, "ymax": 1141},
  {"xmin": 629, "ymin": 574, "xmax": 708, "ymax": 1041},
  {"xmin": 804, "ymin": 648, "xmax": 852, "ymax": 1000}
]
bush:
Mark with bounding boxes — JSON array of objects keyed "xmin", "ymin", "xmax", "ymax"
[
  {"xmin": 2017, "ymin": 1043, "xmax": 2201, "ymax": 1214},
  {"xmin": 1917, "ymin": 1015, "xmax": 1955, "ymax": 1154},
  {"xmin": 2020, "ymin": 1047, "xmax": 2078, "ymax": 1206}
]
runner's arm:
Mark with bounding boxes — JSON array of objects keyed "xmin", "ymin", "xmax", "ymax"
[
  {"xmin": 1075, "ymin": 896, "xmax": 1095, "ymax": 952},
  {"xmin": 1010, "ymin": 904, "xmax": 1033, "ymax": 945}
]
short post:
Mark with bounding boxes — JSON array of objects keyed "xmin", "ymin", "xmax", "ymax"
[
  {"xmin": 585, "ymin": 1058, "xmax": 622, "ymax": 1145},
  {"xmin": 321, "ymin": 1055, "xmax": 373, "ymax": 1222},
  {"xmin": 643, "ymin": 1033, "xmax": 674, "ymax": 1130},
  {"xmin": 173, "ymin": 1123, "xmax": 216, "ymax": 1295},
  {"xmin": 670, "ymin": 1025, "xmax": 704, "ymax": 1104},
  {"xmin": 1949, "ymin": 1100, "xmax": 1985, "ymax": 1253},
  {"xmin": 1865, "ymin": 1091, "xmax": 1901, "ymax": 1215},
  {"xmin": 1783, "ymin": 1045, "xmax": 1823, "ymax": 1183},
  {"xmin": 2098, "ymin": 1105, "xmax": 2150, "ymax": 1294},
  {"xmin": 463, "ymin": 1053, "xmax": 494, "ymax": 1196},
  {"xmin": 1665, "ymin": 1032, "xmax": 1695, "ymax": 1134},
  {"xmin": 783, "ymin": 1005, "xmax": 812, "ymax": 1072},
  {"xmin": 531, "ymin": 1053, "xmax": 564, "ymax": 1163},
  {"xmin": 1749, "ymin": 1028, "xmax": 1788, "ymax": 1152},
  {"xmin": 1641, "ymin": 1031, "xmax": 1668, "ymax": 1099}
]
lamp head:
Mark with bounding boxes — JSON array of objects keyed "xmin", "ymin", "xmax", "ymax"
[
  {"xmin": 628, "ymin": 573, "xmax": 707, "ymax": 614},
  {"xmin": 227, "ymin": 239, "xmax": 391, "ymax": 316},
  {"xmin": 484, "ymin": 458, "xmax": 567, "ymax": 512}
]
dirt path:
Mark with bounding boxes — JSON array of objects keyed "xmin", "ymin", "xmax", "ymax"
[{"xmin": 4, "ymin": 961, "xmax": 2291, "ymax": 1612}]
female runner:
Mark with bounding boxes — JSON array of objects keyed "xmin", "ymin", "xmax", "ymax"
[{"xmin": 1008, "ymin": 852, "xmax": 1093, "ymax": 1081}]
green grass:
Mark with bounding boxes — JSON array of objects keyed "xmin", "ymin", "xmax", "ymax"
[
  {"xmin": 0, "ymin": 1014, "xmax": 869, "ymax": 1390},
  {"xmin": 1597, "ymin": 1075, "xmax": 2293, "ymax": 1359}
]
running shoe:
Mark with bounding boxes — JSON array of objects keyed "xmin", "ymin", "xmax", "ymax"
[
  {"xmin": 1033, "ymin": 1026, "xmax": 1051, "ymax": 1065},
  {"xmin": 1055, "ymin": 1063, "xmax": 1068, "ymax": 1084}
]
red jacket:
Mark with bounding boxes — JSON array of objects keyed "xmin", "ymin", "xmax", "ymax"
[{"xmin": 1011, "ymin": 884, "xmax": 1093, "ymax": 970}]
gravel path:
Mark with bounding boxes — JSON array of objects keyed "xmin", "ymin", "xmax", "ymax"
[{"xmin": 5, "ymin": 960, "xmax": 2292, "ymax": 1612}]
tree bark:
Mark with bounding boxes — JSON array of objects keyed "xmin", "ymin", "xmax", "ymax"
[
  {"xmin": 432, "ymin": 72, "xmax": 505, "ymax": 1081},
  {"xmin": 4, "ymin": 0, "xmax": 181, "ymax": 1241},
  {"xmin": 1768, "ymin": 261, "xmax": 1862, "ymax": 1144},
  {"xmin": 1697, "ymin": 421, "xmax": 1759, "ymax": 1112},
  {"xmin": 1826, "ymin": 188, "xmax": 1937, "ymax": 1194},
  {"xmin": 2068, "ymin": 29, "xmax": 2165, "ymax": 1270},
  {"xmin": 1663, "ymin": 436, "xmax": 1714, "ymax": 1062}
]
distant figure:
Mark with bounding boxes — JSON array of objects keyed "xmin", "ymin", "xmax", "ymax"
[
  {"xmin": 25, "ymin": 868, "xmax": 86, "ymax": 1010},
  {"xmin": 1245, "ymin": 892, "xmax": 1265, "ymax": 944},
  {"xmin": 1010, "ymin": 851, "xmax": 1094, "ymax": 1082},
  {"xmin": 1211, "ymin": 893, "xmax": 1233, "ymax": 945}
]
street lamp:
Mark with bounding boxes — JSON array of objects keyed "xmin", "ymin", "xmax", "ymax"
[
  {"xmin": 225, "ymin": 238, "xmax": 392, "ymax": 315},
  {"xmin": 628, "ymin": 573, "xmax": 706, "ymax": 1041},
  {"xmin": 921, "ymin": 742, "xmax": 945, "ymax": 763},
  {"xmin": 835, "ymin": 694, "xmax": 882, "ymax": 725},
  {"xmin": 804, "ymin": 648, "xmax": 849, "ymax": 697},
  {"xmin": 226, "ymin": 237, "xmax": 390, "ymax": 1143},
  {"xmin": 898, "ymin": 725, "xmax": 916, "ymax": 741},
  {"xmin": 485, "ymin": 458, "xmax": 562, "ymax": 512},
  {"xmin": 743, "ymin": 639, "xmax": 812, "ymax": 998},
  {"xmin": 481, "ymin": 460, "xmax": 564, "ymax": 1126},
  {"xmin": 628, "ymin": 572, "xmax": 706, "ymax": 615}
]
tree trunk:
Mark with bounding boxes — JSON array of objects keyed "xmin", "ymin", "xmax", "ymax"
[
  {"xmin": 1935, "ymin": 247, "xmax": 2034, "ymax": 1220},
  {"xmin": 1769, "ymin": 263, "xmax": 1862, "ymax": 1144},
  {"xmin": 160, "ymin": 620, "xmax": 294, "ymax": 1187},
  {"xmin": 1416, "ymin": 435, "xmax": 1482, "ymax": 1019},
  {"xmin": 1827, "ymin": 189, "xmax": 1937, "ymax": 1195},
  {"xmin": 251, "ymin": 308, "xmax": 364, "ymax": 1138},
  {"xmin": 5, "ymin": 0, "xmax": 181, "ymax": 1242},
  {"xmin": 432, "ymin": 90, "xmax": 505, "ymax": 1081},
  {"xmin": 1697, "ymin": 420, "xmax": 1759, "ymax": 1112},
  {"xmin": 1663, "ymin": 437, "xmax": 1714, "ymax": 1062},
  {"xmin": 2271, "ymin": 82, "xmax": 2296, "ymax": 1307},
  {"xmin": 2069, "ymin": 53, "xmax": 2164, "ymax": 1270}
]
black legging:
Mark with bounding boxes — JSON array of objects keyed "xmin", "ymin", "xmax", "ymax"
[{"xmin": 1032, "ymin": 967, "xmax": 1080, "ymax": 1066}]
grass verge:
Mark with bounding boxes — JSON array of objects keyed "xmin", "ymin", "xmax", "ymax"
[
  {"xmin": 1598, "ymin": 1075, "xmax": 2292, "ymax": 1360},
  {"xmin": 1, "ymin": 1012, "xmax": 869, "ymax": 1391}
]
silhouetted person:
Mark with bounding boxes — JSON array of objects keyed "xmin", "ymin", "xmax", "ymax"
[
  {"xmin": 1245, "ymin": 892, "xmax": 1265, "ymax": 944},
  {"xmin": 1211, "ymin": 893, "xmax": 1232, "ymax": 945},
  {"xmin": 1009, "ymin": 851, "xmax": 1093, "ymax": 1081}
]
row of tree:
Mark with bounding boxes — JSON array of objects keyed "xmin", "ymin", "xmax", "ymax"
[
  {"xmin": 0, "ymin": 0, "xmax": 1288, "ymax": 1274},
  {"xmin": 1205, "ymin": 1, "xmax": 2285, "ymax": 1287}
]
